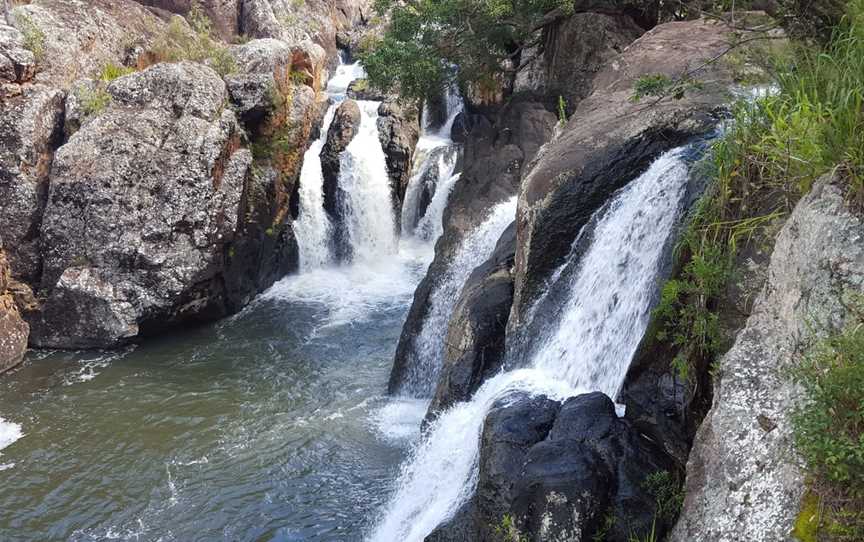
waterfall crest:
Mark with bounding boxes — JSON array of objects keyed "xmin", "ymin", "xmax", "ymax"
[{"xmin": 370, "ymin": 147, "xmax": 693, "ymax": 541}]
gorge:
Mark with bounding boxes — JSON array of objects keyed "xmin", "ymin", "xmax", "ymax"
[{"xmin": 1, "ymin": 0, "xmax": 863, "ymax": 541}]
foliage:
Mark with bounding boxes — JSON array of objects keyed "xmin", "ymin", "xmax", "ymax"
[
  {"xmin": 99, "ymin": 62, "xmax": 135, "ymax": 82},
  {"xmin": 494, "ymin": 514, "xmax": 529, "ymax": 542},
  {"xmin": 631, "ymin": 73, "xmax": 703, "ymax": 102},
  {"xmin": 557, "ymin": 95, "xmax": 566, "ymax": 125},
  {"xmin": 16, "ymin": 13, "xmax": 45, "ymax": 62},
  {"xmin": 149, "ymin": 2, "xmax": 237, "ymax": 76},
  {"xmin": 77, "ymin": 86, "xmax": 112, "ymax": 118},
  {"xmin": 643, "ymin": 470, "xmax": 685, "ymax": 523},
  {"xmin": 359, "ymin": 0, "xmax": 575, "ymax": 100}
]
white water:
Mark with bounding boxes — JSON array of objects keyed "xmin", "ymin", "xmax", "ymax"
[
  {"xmin": 398, "ymin": 196, "xmax": 518, "ymax": 396},
  {"xmin": 338, "ymin": 100, "xmax": 398, "ymax": 261},
  {"xmin": 370, "ymin": 148, "xmax": 692, "ymax": 541},
  {"xmin": 415, "ymin": 172, "xmax": 460, "ymax": 241}
]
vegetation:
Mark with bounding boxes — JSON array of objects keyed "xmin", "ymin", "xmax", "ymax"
[
  {"xmin": 494, "ymin": 514, "xmax": 529, "ymax": 542},
  {"xmin": 643, "ymin": 470, "xmax": 685, "ymax": 524},
  {"xmin": 148, "ymin": 2, "xmax": 237, "ymax": 76},
  {"xmin": 16, "ymin": 13, "xmax": 45, "ymax": 62},
  {"xmin": 98, "ymin": 62, "xmax": 135, "ymax": 82},
  {"xmin": 77, "ymin": 85, "xmax": 112, "ymax": 118}
]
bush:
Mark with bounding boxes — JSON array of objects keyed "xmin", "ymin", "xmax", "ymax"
[
  {"xmin": 16, "ymin": 13, "xmax": 46, "ymax": 62},
  {"xmin": 78, "ymin": 86, "xmax": 112, "ymax": 118}
]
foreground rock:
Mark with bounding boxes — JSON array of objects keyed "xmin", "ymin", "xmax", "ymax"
[
  {"xmin": 510, "ymin": 18, "xmax": 738, "ymax": 331},
  {"xmin": 426, "ymin": 223, "xmax": 516, "ymax": 418},
  {"xmin": 388, "ymin": 100, "xmax": 555, "ymax": 394},
  {"xmin": 377, "ymin": 98, "xmax": 420, "ymax": 222},
  {"xmin": 430, "ymin": 392, "xmax": 677, "ymax": 541},
  {"xmin": 0, "ymin": 245, "xmax": 28, "ymax": 373},
  {"xmin": 671, "ymin": 176, "xmax": 864, "ymax": 541},
  {"xmin": 29, "ymin": 62, "xmax": 253, "ymax": 348},
  {"xmin": 320, "ymin": 98, "xmax": 361, "ymax": 261}
]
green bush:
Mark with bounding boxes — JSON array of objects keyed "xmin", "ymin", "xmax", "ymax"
[
  {"xmin": 78, "ymin": 86, "xmax": 112, "ymax": 118},
  {"xmin": 16, "ymin": 13, "xmax": 46, "ymax": 63}
]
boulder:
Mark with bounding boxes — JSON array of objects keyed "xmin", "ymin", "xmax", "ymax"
[
  {"xmin": 389, "ymin": 100, "xmax": 555, "ymax": 395},
  {"xmin": 0, "ymin": 24, "xmax": 37, "ymax": 86},
  {"xmin": 671, "ymin": 176, "xmax": 864, "ymax": 541},
  {"xmin": 426, "ymin": 223, "xmax": 516, "ymax": 418},
  {"xmin": 402, "ymin": 145, "xmax": 456, "ymax": 234},
  {"xmin": 0, "ymin": 245, "xmax": 28, "ymax": 373},
  {"xmin": 377, "ymin": 98, "xmax": 420, "ymax": 223},
  {"xmin": 30, "ymin": 62, "xmax": 253, "ymax": 348},
  {"xmin": 347, "ymin": 78, "xmax": 385, "ymax": 101},
  {"xmin": 320, "ymin": 98, "xmax": 361, "ymax": 261},
  {"xmin": 0, "ymin": 84, "xmax": 65, "ymax": 283},
  {"xmin": 510, "ymin": 18, "xmax": 738, "ymax": 331}
]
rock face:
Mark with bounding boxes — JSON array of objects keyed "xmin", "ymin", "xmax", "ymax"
[
  {"xmin": 513, "ymin": 12, "xmax": 644, "ymax": 113},
  {"xmin": 0, "ymin": 25, "xmax": 37, "ymax": 85},
  {"xmin": 134, "ymin": 0, "xmax": 241, "ymax": 38},
  {"xmin": 320, "ymin": 98, "xmax": 361, "ymax": 261},
  {"xmin": 0, "ymin": 84, "xmax": 64, "ymax": 283},
  {"xmin": 388, "ymin": 100, "xmax": 555, "ymax": 394},
  {"xmin": 431, "ymin": 392, "xmax": 677, "ymax": 541},
  {"xmin": 426, "ymin": 223, "xmax": 516, "ymax": 418},
  {"xmin": 377, "ymin": 98, "xmax": 420, "ymax": 222},
  {"xmin": 671, "ymin": 176, "xmax": 864, "ymax": 541},
  {"xmin": 0, "ymin": 244, "xmax": 28, "ymax": 373},
  {"xmin": 29, "ymin": 62, "xmax": 252, "ymax": 348},
  {"xmin": 510, "ymin": 18, "xmax": 736, "ymax": 331}
]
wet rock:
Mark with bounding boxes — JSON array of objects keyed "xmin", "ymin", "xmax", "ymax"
[
  {"xmin": 388, "ymin": 100, "xmax": 555, "ymax": 395},
  {"xmin": 0, "ymin": 84, "xmax": 65, "ymax": 283},
  {"xmin": 320, "ymin": 98, "xmax": 361, "ymax": 261},
  {"xmin": 0, "ymin": 245, "xmax": 28, "ymax": 373},
  {"xmin": 377, "ymin": 98, "xmax": 420, "ymax": 224},
  {"xmin": 426, "ymin": 223, "xmax": 516, "ymax": 418},
  {"xmin": 510, "ymin": 18, "xmax": 738, "ymax": 331},
  {"xmin": 671, "ymin": 176, "xmax": 864, "ymax": 541},
  {"xmin": 347, "ymin": 78, "xmax": 385, "ymax": 101},
  {"xmin": 30, "ymin": 62, "xmax": 252, "ymax": 348},
  {"xmin": 403, "ymin": 145, "xmax": 453, "ymax": 234}
]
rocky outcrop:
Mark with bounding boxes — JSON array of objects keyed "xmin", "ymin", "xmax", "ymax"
[
  {"xmin": 28, "ymin": 62, "xmax": 252, "ymax": 348},
  {"xmin": 426, "ymin": 223, "xmax": 516, "ymax": 418},
  {"xmin": 0, "ymin": 244, "xmax": 28, "ymax": 373},
  {"xmin": 377, "ymin": 98, "xmax": 419, "ymax": 222},
  {"xmin": 0, "ymin": 84, "xmax": 64, "ymax": 283},
  {"xmin": 320, "ymin": 98, "xmax": 361, "ymax": 261},
  {"xmin": 388, "ymin": 100, "xmax": 555, "ymax": 394},
  {"xmin": 513, "ymin": 11, "xmax": 644, "ymax": 113},
  {"xmin": 431, "ymin": 392, "xmax": 677, "ymax": 541},
  {"xmin": 134, "ymin": 0, "xmax": 241, "ymax": 39},
  {"xmin": 510, "ymin": 18, "xmax": 737, "ymax": 331},
  {"xmin": 671, "ymin": 176, "xmax": 864, "ymax": 541}
]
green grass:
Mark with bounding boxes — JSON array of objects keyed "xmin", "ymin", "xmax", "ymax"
[
  {"xmin": 16, "ymin": 13, "xmax": 46, "ymax": 63},
  {"xmin": 99, "ymin": 62, "xmax": 135, "ymax": 82}
]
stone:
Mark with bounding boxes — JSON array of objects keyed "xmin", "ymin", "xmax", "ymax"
[
  {"xmin": 133, "ymin": 0, "xmax": 241, "ymax": 39},
  {"xmin": 376, "ymin": 98, "xmax": 419, "ymax": 224},
  {"xmin": 0, "ymin": 24, "xmax": 36, "ymax": 85},
  {"xmin": 0, "ymin": 245, "xmax": 28, "ymax": 373},
  {"xmin": 671, "ymin": 176, "xmax": 864, "ymax": 541},
  {"xmin": 320, "ymin": 98, "xmax": 361, "ymax": 261}
]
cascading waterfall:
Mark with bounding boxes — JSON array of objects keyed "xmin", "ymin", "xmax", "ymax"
[
  {"xmin": 337, "ymin": 101, "xmax": 398, "ymax": 261},
  {"xmin": 398, "ymin": 196, "xmax": 517, "ymax": 397},
  {"xmin": 369, "ymin": 147, "xmax": 693, "ymax": 541}
]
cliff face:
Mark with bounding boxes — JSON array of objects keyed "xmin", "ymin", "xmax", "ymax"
[{"xmin": 0, "ymin": 0, "xmax": 373, "ymax": 350}]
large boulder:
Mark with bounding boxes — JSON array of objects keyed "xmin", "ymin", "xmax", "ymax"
[
  {"xmin": 510, "ymin": 18, "xmax": 738, "ymax": 331},
  {"xmin": 320, "ymin": 98, "xmax": 361, "ymax": 261},
  {"xmin": 0, "ymin": 245, "xmax": 28, "ymax": 373},
  {"xmin": 388, "ymin": 100, "xmax": 555, "ymax": 395},
  {"xmin": 426, "ymin": 223, "xmax": 516, "ymax": 418},
  {"xmin": 29, "ymin": 62, "xmax": 253, "ymax": 348},
  {"xmin": 0, "ymin": 24, "xmax": 37, "ymax": 86},
  {"xmin": 671, "ymin": 176, "xmax": 864, "ymax": 541},
  {"xmin": 0, "ymin": 84, "xmax": 65, "ymax": 283},
  {"xmin": 377, "ymin": 98, "xmax": 420, "ymax": 224}
]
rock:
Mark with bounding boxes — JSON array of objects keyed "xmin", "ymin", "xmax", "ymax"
[
  {"xmin": 671, "ymin": 176, "xmax": 864, "ymax": 542},
  {"xmin": 0, "ymin": 244, "xmax": 28, "ymax": 373},
  {"xmin": 377, "ymin": 98, "xmax": 420, "ymax": 223},
  {"xmin": 389, "ymin": 100, "xmax": 555, "ymax": 395},
  {"xmin": 426, "ymin": 223, "xmax": 516, "ymax": 418},
  {"xmin": 29, "ymin": 62, "xmax": 252, "ymax": 348},
  {"xmin": 320, "ymin": 98, "xmax": 361, "ymax": 261},
  {"xmin": 510, "ymin": 18, "xmax": 738, "ymax": 331},
  {"xmin": 403, "ymin": 145, "xmax": 455, "ymax": 234},
  {"xmin": 449, "ymin": 111, "xmax": 470, "ymax": 144},
  {"xmin": 347, "ymin": 78, "xmax": 385, "ymax": 101},
  {"xmin": 0, "ymin": 84, "xmax": 65, "ymax": 283},
  {"xmin": 9, "ymin": 0, "xmax": 165, "ymax": 88},
  {"xmin": 133, "ymin": 0, "xmax": 241, "ymax": 39},
  {"xmin": 513, "ymin": 12, "xmax": 644, "ymax": 113},
  {"xmin": 0, "ymin": 24, "xmax": 37, "ymax": 85}
]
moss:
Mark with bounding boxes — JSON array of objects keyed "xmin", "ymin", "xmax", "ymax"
[{"xmin": 794, "ymin": 492, "xmax": 820, "ymax": 542}]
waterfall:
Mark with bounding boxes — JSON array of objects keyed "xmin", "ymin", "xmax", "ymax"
[
  {"xmin": 338, "ymin": 101, "xmax": 399, "ymax": 261},
  {"xmin": 414, "ymin": 172, "xmax": 460, "ymax": 242},
  {"xmin": 369, "ymin": 147, "xmax": 692, "ymax": 541},
  {"xmin": 397, "ymin": 196, "xmax": 517, "ymax": 397}
]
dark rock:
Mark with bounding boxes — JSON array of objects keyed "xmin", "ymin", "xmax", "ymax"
[
  {"xmin": 347, "ymin": 78, "xmax": 386, "ymax": 101},
  {"xmin": 510, "ymin": 18, "xmax": 738, "ymax": 331},
  {"xmin": 0, "ymin": 84, "xmax": 65, "ymax": 284},
  {"xmin": 388, "ymin": 101, "xmax": 555, "ymax": 395},
  {"xmin": 426, "ymin": 223, "xmax": 516, "ymax": 418},
  {"xmin": 449, "ymin": 111, "xmax": 470, "ymax": 144},
  {"xmin": 0, "ymin": 244, "xmax": 28, "ymax": 373},
  {"xmin": 403, "ymin": 144, "xmax": 456, "ymax": 234},
  {"xmin": 377, "ymin": 98, "xmax": 420, "ymax": 226},
  {"xmin": 320, "ymin": 98, "xmax": 361, "ymax": 261}
]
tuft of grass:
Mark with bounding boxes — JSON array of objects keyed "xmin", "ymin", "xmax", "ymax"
[
  {"xmin": 99, "ymin": 62, "xmax": 135, "ymax": 82},
  {"xmin": 16, "ymin": 13, "xmax": 46, "ymax": 62},
  {"xmin": 77, "ymin": 86, "xmax": 112, "ymax": 118},
  {"xmin": 643, "ymin": 470, "xmax": 685, "ymax": 524},
  {"xmin": 557, "ymin": 95, "xmax": 567, "ymax": 126},
  {"xmin": 493, "ymin": 514, "xmax": 528, "ymax": 542}
]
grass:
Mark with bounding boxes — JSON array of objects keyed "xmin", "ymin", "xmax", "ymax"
[
  {"xmin": 652, "ymin": 0, "xmax": 864, "ymax": 385},
  {"xmin": 99, "ymin": 62, "xmax": 135, "ymax": 82},
  {"xmin": 16, "ymin": 13, "xmax": 45, "ymax": 62},
  {"xmin": 77, "ymin": 86, "xmax": 112, "ymax": 118}
]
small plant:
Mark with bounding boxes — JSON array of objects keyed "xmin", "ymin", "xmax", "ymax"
[
  {"xmin": 16, "ymin": 13, "xmax": 46, "ymax": 62},
  {"xmin": 494, "ymin": 514, "xmax": 528, "ymax": 542},
  {"xmin": 99, "ymin": 62, "xmax": 134, "ymax": 82},
  {"xmin": 147, "ymin": 3, "xmax": 237, "ymax": 76},
  {"xmin": 631, "ymin": 73, "xmax": 702, "ymax": 103},
  {"xmin": 77, "ymin": 86, "xmax": 112, "ymax": 118},
  {"xmin": 557, "ymin": 95, "xmax": 567, "ymax": 126},
  {"xmin": 643, "ymin": 471, "xmax": 685, "ymax": 523}
]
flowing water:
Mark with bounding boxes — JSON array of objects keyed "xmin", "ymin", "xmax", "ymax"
[
  {"xmin": 0, "ymin": 60, "xmax": 452, "ymax": 541},
  {"xmin": 370, "ymin": 147, "xmax": 693, "ymax": 541}
]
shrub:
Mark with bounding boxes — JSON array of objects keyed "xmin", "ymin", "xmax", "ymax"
[
  {"xmin": 77, "ymin": 86, "xmax": 112, "ymax": 118},
  {"xmin": 643, "ymin": 470, "xmax": 685, "ymax": 523},
  {"xmin": 99, "ymin": 62, "xmax": 135, "ymax": 82},
  {"xmin": 16, "ymin": 13, "xmax": 46, "ymax": 62}
]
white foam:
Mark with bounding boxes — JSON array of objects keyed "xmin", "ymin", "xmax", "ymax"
[{"xmin": 0, "ymin": 417, "xmax": 23, "ymax": 457}]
